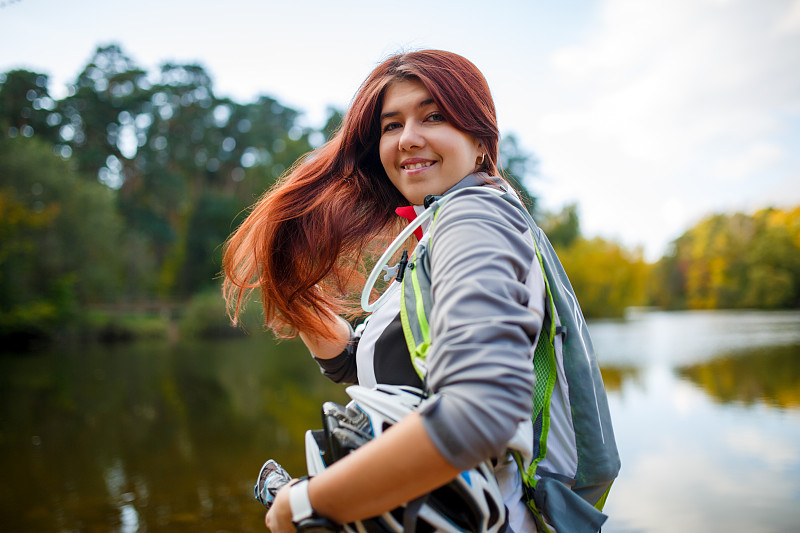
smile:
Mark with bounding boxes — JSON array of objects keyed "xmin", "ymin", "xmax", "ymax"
[{"xmin": 402, "ymin": 161, "xmax": 434, "ymax": 170}]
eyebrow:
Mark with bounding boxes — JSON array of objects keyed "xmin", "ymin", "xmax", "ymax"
[{"xmin": 380, "ymin": 98, "xmax": 436, "ymax": 122}]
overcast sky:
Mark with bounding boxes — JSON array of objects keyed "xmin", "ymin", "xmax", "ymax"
[{"xmin": 2, "ymin": 0, "xmax": 798, "ymax": 260}]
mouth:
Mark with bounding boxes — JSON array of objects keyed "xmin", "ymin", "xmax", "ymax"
[{"xmin": 401, "ymin": 161, "xmax": 435, "ymax": 171}]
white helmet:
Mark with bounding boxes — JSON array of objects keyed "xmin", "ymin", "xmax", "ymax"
[{"xmin": 305, "ymin": 384, "xmax": 508, "ymax": 533}]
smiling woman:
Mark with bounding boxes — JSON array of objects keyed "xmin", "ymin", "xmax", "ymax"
[
  {"xmin": 378, "ymin": 79, "xmax": 483, "ymax": 205},
  {"xmin": 221, "ymin": 49, "xmax": 618, "ymax": 533}
]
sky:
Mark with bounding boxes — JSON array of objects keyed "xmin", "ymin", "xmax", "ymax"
[{"xmin": 1, "ymin": 0, "xmax": 798, "ymax": 260}]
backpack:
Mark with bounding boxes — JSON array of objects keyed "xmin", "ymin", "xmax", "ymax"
[{"xmin": 364, "ymin": 185, "xmax": 620, "ymax": 533}]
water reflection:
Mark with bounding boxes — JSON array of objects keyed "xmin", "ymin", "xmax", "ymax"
[
  {"xmin": 0, "ymin": 337, "xmax": 348, "ymax": 532},
  {"xmin": 677, "ymin": 344, "xmax": 800, "ymax": 408},
  {"xmin": 595, "ymin": 310, "xmax": 800, "ymax": 533},
  {"xmin": 599, "ymin": 365, "xmax": 642, "ymax": 392},
  {"xmin": 603, "ymin": 359, "xmax": 800, "ymax": 533},
  {"xmin": 104, "ymin": 459, "xmax": 139, "ymax": 533},
  {"xmin": 589, "ymin": 308, "xmax": 800, "ymax": 367},
  {"xmin": 1, "ymin": 310, "xmax": 799, "ymax": 532}
]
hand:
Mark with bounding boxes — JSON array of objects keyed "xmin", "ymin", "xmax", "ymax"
[{"xmin": 265, "ymin": 481, "xmax": 295, "ymax": 533}]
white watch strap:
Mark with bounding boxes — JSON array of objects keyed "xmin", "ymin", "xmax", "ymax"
[{"xmin": 289, "ymin": 479, "xmax": 314, "ymax": 523}]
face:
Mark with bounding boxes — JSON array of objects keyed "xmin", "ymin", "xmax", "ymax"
[{"xmin": 378, "ymin": 79, "xmax": 482, "ymax": 205}]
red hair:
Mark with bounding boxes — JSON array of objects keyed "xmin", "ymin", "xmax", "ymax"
[{"xmin": 222, "ymin": 50, "xmax": 500, "ymax": 339}]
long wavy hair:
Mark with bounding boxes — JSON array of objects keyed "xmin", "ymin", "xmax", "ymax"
[{"xmin": 222, "ymin": 50, "xmax": 500, "ymax": 339}]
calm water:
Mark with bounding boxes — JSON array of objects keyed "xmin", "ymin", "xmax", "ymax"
[{"xmin": 1, "ymin": 310, "xmax": 799, "ymax": 532}]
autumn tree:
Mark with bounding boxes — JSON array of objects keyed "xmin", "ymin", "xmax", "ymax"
[{"xmin": 650, "ymin": 207, "xmax": 800, "ymax": 310}]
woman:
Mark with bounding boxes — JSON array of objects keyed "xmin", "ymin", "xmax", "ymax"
[{"xmin": 223, "ymin": 50, "xmax": 610, "ymax": 533}]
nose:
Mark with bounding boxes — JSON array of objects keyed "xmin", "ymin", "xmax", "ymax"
[{"xmin": 398, "ymin": 122, "xmax": 425, "ymax": 151}]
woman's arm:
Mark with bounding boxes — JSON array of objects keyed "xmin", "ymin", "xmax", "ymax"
[
  {"xmin": 300, "ymin": 311, "xmax": 359, "ymax": 384},
  {"xmin": 265, "ymin": 412, "xmax": 459, "ymax": 532},
  {"xmin": 298, "ymin": 312, "xmax": 352, "ymax": 359},
  {"xmin": 421, "ymin": 188, "xmax": 540, "ymax": 469},
  {"xmin": 267, "ymin": 188, "xmax": 540, "ymax": 531}
]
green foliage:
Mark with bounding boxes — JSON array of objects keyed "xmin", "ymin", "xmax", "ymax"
[
  {"xmin": 322, "ymin": 106, "xmax": 344, "ymax": 141},
  {"xmin": 4, "ymin": 40, "xmax": 793, "ymax": 347},
  {"xmin": 0, "ymin": 69, "xmax": 62, "ymax": 144},
  {"xmin": 58, "ymin": 44, "xmax": 151, "ymax": 180},
  {"xmin": 1, "ymin": 44, "xmax": 315, "ymax": 312},
  {"xmin": 22, "ymin": 40, "xmax": 781, "ymax": 341},
  {"xmin": 499, "ymin": 133, "xmax": 539, "ymax": 215},
  {"xmin": 78, "ymin": 309, "xmax": 171, "ymax": 342},
  {"xmin": 537, "ymin": 203, "xmax": 649, "ymax": 318},
  {"xmin": 539, "ymin": 203, "xmax": 581, "ymax": 249},
  {"xmin": 0, "ymin": 136, "xmax": 124, "ymax": 340},
  {"xmin": 650, "ymin": 207, "xmax": 800, "ymax": 310},
  {"xmin": 181, "ymin": 192, "xmax": 243, "ymax": 296},
  {"xmin": 179, "ymin": 288, "xmax": 265, "ymax": 339}
]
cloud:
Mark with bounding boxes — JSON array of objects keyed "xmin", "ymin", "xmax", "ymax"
[
  {"xmin": 775, "ymin": 0, "xmax": 800, "ymax": 34},
  {"xmin": 724, "ymin": 425, "xmax": 800, "ymax": 470},
  {"xmin": 611, "ymin": 441, "xmax": 800, "ymax": 532},
  {"xmin": 712, "ymin": 141, "xmax": 785, "ymax": 182},
  {"xmin": 529, "ymin": 0, "xmax": 800, "ymax": 259}
]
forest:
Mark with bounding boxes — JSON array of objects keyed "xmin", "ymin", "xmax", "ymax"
[{"xmin": 1, "ymin": 44, "xmax": 798, "ymax": 346}]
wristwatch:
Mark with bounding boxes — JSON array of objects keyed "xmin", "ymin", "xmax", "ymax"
[
  {"xmin": 289, "ymin": 479, "xmax": 315, "ymax": 524},
  {"xmin": 289, "ymin": 479, "xmax": 339, "ymax": 533}
]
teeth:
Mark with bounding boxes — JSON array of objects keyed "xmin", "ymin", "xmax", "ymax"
[{"xmin": 403, "ymin": 162, "xmax": 433, "ymax": 170}]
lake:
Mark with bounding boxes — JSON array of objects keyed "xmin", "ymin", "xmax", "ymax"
[{"xmin": 1, "ymin": 309, "xmax": 799, "ymax": 532}]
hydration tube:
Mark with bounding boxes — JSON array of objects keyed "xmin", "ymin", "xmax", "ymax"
[
  {"xmin": 361, "ymin": 201, "xmax": 440, "ymax": 313},
  {"xmin": 360, "ymin": 187, "xmax": 508, "ymax": 313}
]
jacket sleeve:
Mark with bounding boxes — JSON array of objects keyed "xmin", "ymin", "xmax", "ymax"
[{"xmin": 417, "ymin": 188, "xmax": 543, "ymax": 471}]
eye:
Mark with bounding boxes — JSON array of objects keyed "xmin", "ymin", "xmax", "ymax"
[
  {"xmin": 382, "ymin": 122, "xmax": 401, "ymax": 134},
  {"xmin": 426, "ymin": 112, "xmax": 446, "ymax": 123}
]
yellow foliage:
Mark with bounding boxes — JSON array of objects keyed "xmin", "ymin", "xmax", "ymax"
[
  {"xmin": 0, "ymin": 189, "xmax": 61, "ymax": 264},
  {"xmin": 655, "ymin": 206, "xmax": 800, "ymax": 310},
  {"xmin": 556, "ymin": 237, "xmax": 649, "ymax": 318}
]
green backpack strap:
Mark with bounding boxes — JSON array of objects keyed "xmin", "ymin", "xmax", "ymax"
[
  {"xmin": 398, "ymin": 196, "xmax": 449, "ymax": 381},
  {"xmin": 396, "ymin": 186, "xmax": 618, "ymax": 532},
  {"xmin": 524, "ymin": 240, "xmax": 559, "ymax": 487},
  {"xmin": 399, "ymin": 236, "xmax": 433, "ymax": 381}
]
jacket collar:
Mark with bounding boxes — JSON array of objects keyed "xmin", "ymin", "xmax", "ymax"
[
  {"xmin": 440, "ymin": 172, "xmax": 507, "ymax": 197},
  {"xmin": 395, "ymin": 173, "xmax": 508, "ymax": 240}
]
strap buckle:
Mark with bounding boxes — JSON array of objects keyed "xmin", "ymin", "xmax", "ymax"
[{"xmin": 382, "ymin": 250, "xmax": 409, "ymax": 282}]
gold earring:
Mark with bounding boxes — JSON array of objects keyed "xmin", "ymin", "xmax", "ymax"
[{"xmin": 477, "ymin": 153, "xmax": 485, "ymax": 166}]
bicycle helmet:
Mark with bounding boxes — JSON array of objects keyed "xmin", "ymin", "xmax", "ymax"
[{"xmin": 304, "ymin": 384, "xmax": 508, "ymax": 533}]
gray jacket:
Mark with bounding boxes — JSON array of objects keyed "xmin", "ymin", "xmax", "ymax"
[{"xmin": 317, "ymin": 174, "xmax": 543, "ymax": 471}]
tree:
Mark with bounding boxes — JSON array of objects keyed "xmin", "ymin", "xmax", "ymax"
[
  {"xmin": 0, "ymin": 136, "xmax": 123, "ymax": 341},
  {"xmin": 322, "ymin": 106, "xmax": 344, "ymax": 142},
  {"xmin": 499, "ymin": 133, "xmax": 539, "ymax": 215},
  {"xmin": 2, "ymin": 43, "xmax": 557, "ymax": 316},
  {"xmin": 539, "ymin": 203, "xmax": 581, "ymax": 249},
  {"xmin": 20, "ymin": 44, "xmax": 318, "ymax": 300},
  {"xmin": 649, "ymin": 207, "xmax": 800, "ymax": 310},
  {"xmin": 0, "ymin": 69, "xmax": 62, "ymax": 144},
  {"xmin": 742, "ymin": 208, "xmax": 800, "ymax": 308},
  {"xmin": 557, "ymin": 237, "xmax": 648, "ymax": 318},
  {"xmin": 58, "ymin": 44, "xmax": 151, "ymax": 181}
]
